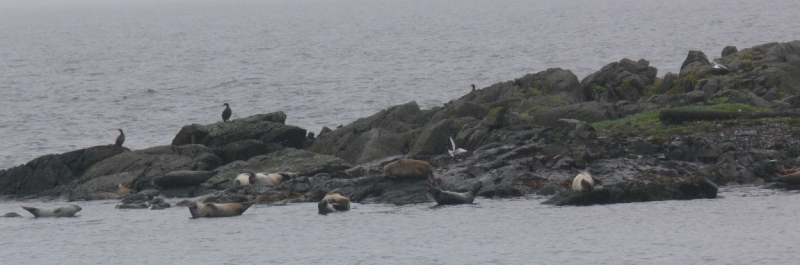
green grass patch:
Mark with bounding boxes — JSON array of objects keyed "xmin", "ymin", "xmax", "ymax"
[{"xmin": 592, "ymin": 103, "xmax": 771, "ymax": 138}]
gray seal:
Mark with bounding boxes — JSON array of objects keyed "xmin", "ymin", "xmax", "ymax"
[
  {"xmin": 21, "ymin": 205, "xmax": 82, "ymax": 217},
  {"xmin": 429, "ymin": 182, "xmax": 483, "ymax": 205}
]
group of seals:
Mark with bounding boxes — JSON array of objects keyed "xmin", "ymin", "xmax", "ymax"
[
  {"xmin": 233, "ymin": 172, "xmax": 291, "ymax": 188},
  {"xmin": 383, "ymin": 158, "xmax": 437, "ymax": 184},
  {"xmin": 188, "ymin": 201, "xmax": 253, "ymax": 218},
  {"xmin": 318, "ymin": 193, "xmax": 351, "ymax": 215},
  {"xmin": 21, "ymin": 205, "xmax": 82, "ymax": 218},
  {"xmin": 429, "ymin": 182, "xmax": 483, "ymax": 205}
]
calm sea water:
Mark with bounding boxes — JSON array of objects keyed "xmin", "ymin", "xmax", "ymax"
[
  {"xmin": 1, "ymin": 186, "xmax": 798, "ymax": 264},
  {"xmin": 2, "ymin": 1, "xmax": 800, "ymax": 263}
]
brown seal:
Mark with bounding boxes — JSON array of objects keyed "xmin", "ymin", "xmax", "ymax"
[
  {"xmin": 318, "ymin": 193, "xmax": 351, "ymax": 215},
  {"xmin": 188, "ymin": 201, "xmax": 253, "ymax": 218},
  {"xmin": 383, "ymin": 158, "xmax": 437, "ymax": 184}
]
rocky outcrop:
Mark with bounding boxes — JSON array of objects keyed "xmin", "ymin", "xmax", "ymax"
[
  {"xmin": 582, "ymin": 58, "xmax": 658, "ymax": 102},
  {"xmin": 541, "ymin": 178, "xmax": 718, "ymax": 206},
  {"xmin": 172, "ymin": 111, "xmax": 307, "ymax": 150},
  {"xmin": 0, "ymin": 145, "xmax": 127, "ymax": 196},
  {"xmin": 61, "ymin": 144, "xmax": 224, "ymax": 196}
]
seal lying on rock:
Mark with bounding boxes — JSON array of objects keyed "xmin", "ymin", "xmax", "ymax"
[
  {"xmin": 383, "ymin": 158, "xmax": 437, "ymax": 184},
  {"xmin": 188, "ymin": 201, "xmax": 254, "ymax": 218},
  {"xmin": 249, "ymin": 172, "xmax": 291, "ymax": 186},
  {"xmin": 572, "ymin": 172, "xmax": 595, "ymax": 192},
  {"xmin": 429, "ymin": 182, "xmax": 483, "ymax": 205},
  {"xmin": 233, "ymin": 173, "xmax": 251, "ymax": 188},
  {"xmin": 21, "ymin": 205, "xmax": 82, "ymax": 218},
  {"xmin": 318, "ymin": 193, "xmax": 350, "ymax": 215},
  {"xmin": 116, "ymin": 203, "xmax": 148, "ymax": 209},
  {"xmin": 85, "ymin": 192, "xmax": 120, "ymax": 201}
]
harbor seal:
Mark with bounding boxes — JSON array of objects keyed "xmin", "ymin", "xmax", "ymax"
[
  {"xmin": 21, "ymin": 205, "xmax": 82, "ymax": 218},
  {"xmin": 429, "ymin": 182, "xmax": 483, "ymax": 205},
  {"xmin": 233, "ymin": 173, "xmax": 251, "ymax": 187},
  {"xmin": 318, "ymin": 193, "xmax": 351, "ymax": 215},
  {"xmin": 222, "ymin": 103, "xmax": 232, "ymax": 122},
  {"xmin": 383, "ymin": 158, "xmax": 437, "ymax": 184},
  {"xmin": 188, "ymin": 201, "xmax": 254, "ymax": 218},
  {"xmin": 115, "ymin": 203, "xmax": 148, "ymax": 209},
  {"xmin": 3, "ymin": 212, "xmax": 21, "ymax": 218},
  {"xmin": 572, "ymin": 172, "xmax": 595, "ymax": 192},
  {"xmin": 249, "ymin": 172, "xmax": 291, "ymax": 186},
  {"xmin": 85, "ymin": 192, "xmax": 120, "ymax": 201},
  {"xmin": 115, "ymin": 129, "xmax": 125, "ymax": 147}
]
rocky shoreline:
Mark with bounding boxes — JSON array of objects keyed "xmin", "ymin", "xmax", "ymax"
[{"xmin": 2, "ymin": 40, "xmax": 800, "ymax": 207}]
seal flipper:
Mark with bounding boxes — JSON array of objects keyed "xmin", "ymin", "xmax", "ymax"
[
  {"xmin": 21, "ymin": 206, "xmax": 42, "ymax": 217},
  {"xmin": 53, "ymin": 208, "xmax": 62, "ymax": 214},
  {"xmin": 470, "ymin": 182, "xmax": 484, "ymax": 197}
]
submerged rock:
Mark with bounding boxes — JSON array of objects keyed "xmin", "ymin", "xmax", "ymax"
[{"xmin": 542, "ymin": 178, "xmax": 718, "ymax": 206}]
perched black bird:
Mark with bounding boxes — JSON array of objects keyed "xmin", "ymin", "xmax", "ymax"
[
  {"xmin": 115, "ymin": 129, "xmax": 125, "ymax": 147},
  {"xmin": 222, "ymin": 103, "xmax": 232, "ymax": 122},
  {"xmin": 471, "ymin": 84, "xmax": 475, "ymax": 91}
]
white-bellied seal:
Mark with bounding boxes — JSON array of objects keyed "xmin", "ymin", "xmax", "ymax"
[
  {"xmin": 233, "ymin": 173, "xmax": 251, "ymax": 188},
  {"xmin": 21, "ymin": 205, "xmax": 82, "ymax": 218},
  {"xmin": 85, "ymin": 192, "xmax": 120, "ymax": 201},
  {"xmin": 222, "ymin": 103, "xmax": 232, "ymax": 122},
  {"xmin": 572, "ymin": 172, "xmax": 595, "ymax": 192},
  {"xmin": 383, "ymin": 158, "xmax": 437, "ymax": 184},
  {"xmin": 429, "ymin": 182, "xmax": 483, "ymax": 205},
  {"xmin": 318, "ymin": 193, "xmax": 351, "ymax": 215},
  {"xmin": 249, "ymin": 172, "xmax": 291, "ymax": 186},
  {"xmin": 3, "ymin": 212, "xmax": 21, "ymax": 218},
  {"xmin": 117, "ymin": 184, "xmax": 132, "ymax": 196},
  {"xmin": 188, "ymin": 201, "xmax": 253, "ymax": 218},
  {"xmin": 115, "ymin": 129, "xmax": 125, "ymax": 147}
]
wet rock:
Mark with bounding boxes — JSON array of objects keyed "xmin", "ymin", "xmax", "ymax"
[
  {"xmin": 528, "ymin": 101, "xmax": 616, "ymax": 127},
  {"xmin": 582, "ymin": 58, "xmax": 657, "ymax": 102},
  {"xmin": 722, "ymin": 46, "xmax": 738, "ymax": 57},
  {"xmin": 171, "ymin": 112, "xmax": 303, "ymax": 149},
  {"xmin": 116, "ymin": 203, "xmax": 149, "ymax": 209},
  {"xmin": 2, "ymin": 212, "xmax": 21, "ymax": 218},
  {"xmin": 542, "ymin": 178, "xmax": 718, "ymax": 206},
  {"xmin": 153, "ymin": 170, "xmax": 217, "ymax": 189}
]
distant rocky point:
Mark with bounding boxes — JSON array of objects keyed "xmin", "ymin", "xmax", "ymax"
[{"xmin": 2, "ymin": 40, "xmax": 800, "ymax": 207}]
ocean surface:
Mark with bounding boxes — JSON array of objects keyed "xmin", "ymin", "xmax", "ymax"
[
  {"xmin": 1, "ymin": 186, "xmax": 799, "ymax": 264},
  {"xmin": 2, "ymin": 0, "xmax": 800, "ymax": 263}
]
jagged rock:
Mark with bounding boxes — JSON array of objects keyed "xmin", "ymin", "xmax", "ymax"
[
  {"xmin": 153, "ymin": 170, "xmax": 217, "ymax": 189},
  {"xmin": 409, "ymin": 119, "xmax": 454, "ymax": 156},
  {"xmin": 62, "ymin": 144, "xmax": 223, "ymax": 194},
  {"xmin": 172, "ymin": 112, "xmax": 306, "ymax": 150},
  {"xmin": 0, "ymin": 145, "xmax": 127, "ymax": 196},
  {"xmin": 555, "ymin": 119, "xmax": 597, "ymax": 141},
  {"xmin": 218, "ymin": 139, "xmax": 271, "ymax": 163},
  {"xmin": 458, "ymin": 68, "xmax": 584, "ymax": 114},
  {"xmin": 303, "ymin": 176, "xmax": 433, "ymax": 206},
  {"xmin": 202, "ymin": 148, "xmax": 351, "ymax": 191},
  {"xmin": 542, "ymin": 178, "xmax": 718, "ymax": 206},
  {"xmin": 582, "ymin": 58, "xmax": 657, "ymax": 102},
  {"xmin": 722, "ymin": 46, "xmax": 738, "ymax": 57}
]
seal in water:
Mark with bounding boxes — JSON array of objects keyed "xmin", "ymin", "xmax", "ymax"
[
  {"xmin": 115, "ymin": 203, "xmax": 148, "ymax": 209},
  {"xmin": 222, "ymin": 103, "xmax": 232, "ymax": 122},
  {"xmin": 188, "ymin": 201, "xmax": 254, "ymax": 218},
  {"xmin": 383, "ymin": 158, "xmax": 437, "ymax": 184},
  {"xmin": 2, "ymin": 212, "xmax": 21, "ymax": 218},
  {"xmin": 572, "ymin": 172, "xmax": 595, "ymax": 192},
  {"xmin": 249, "ymin": 172, "xmax": 291, "ymax": 186},
  {"xmin": 429, "ymin": 182, "xmax": 483, "ymax": 205},
  {"xmin": 318, "ymin": 193, "xmax": 350, "ymax": 215},
  {"xmin": 115, "ymin": 129, "xmax": 125, "ymax": 147},
  {"xmin": 21, "ymin": 205, "xmax": 82, "ymax": 218}
]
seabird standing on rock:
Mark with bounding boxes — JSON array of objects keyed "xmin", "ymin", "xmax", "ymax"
[
  {"xmin": 222, "ymin": 103, "xmax": 232, "ymax": 122},
  {"xmin": 701, "ymin": 53, "xmax": 731, "ymax": 72},
  {"xmin": 115, "ymin": 129, "xmax": 125, "ymax": 147},
  {"xmin": 448, "ymin": 137, "xmax": 467, "ymax": 157},
  {"xmin": 471, "ymin": 84, "xmax": 476, "ymax": 91}
]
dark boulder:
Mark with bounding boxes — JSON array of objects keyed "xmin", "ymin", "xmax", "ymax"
[
  {"xmin": 172, "ymin": 112, "xmax": 306, "ymax": 150},
  {"xmin": 0, "ymin": 145, "xmax": 127, "ymax": 196},
  {"xmin": 153, "ymin": 170, "xmax": 217, "ymax": 189},
  {"xmin": 542, "ymin": 178, "xmax": 718, "ymax": 206},
  {"xmin": 582, "ymin": 58, "xmax": 657, "ymax": 102}
]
